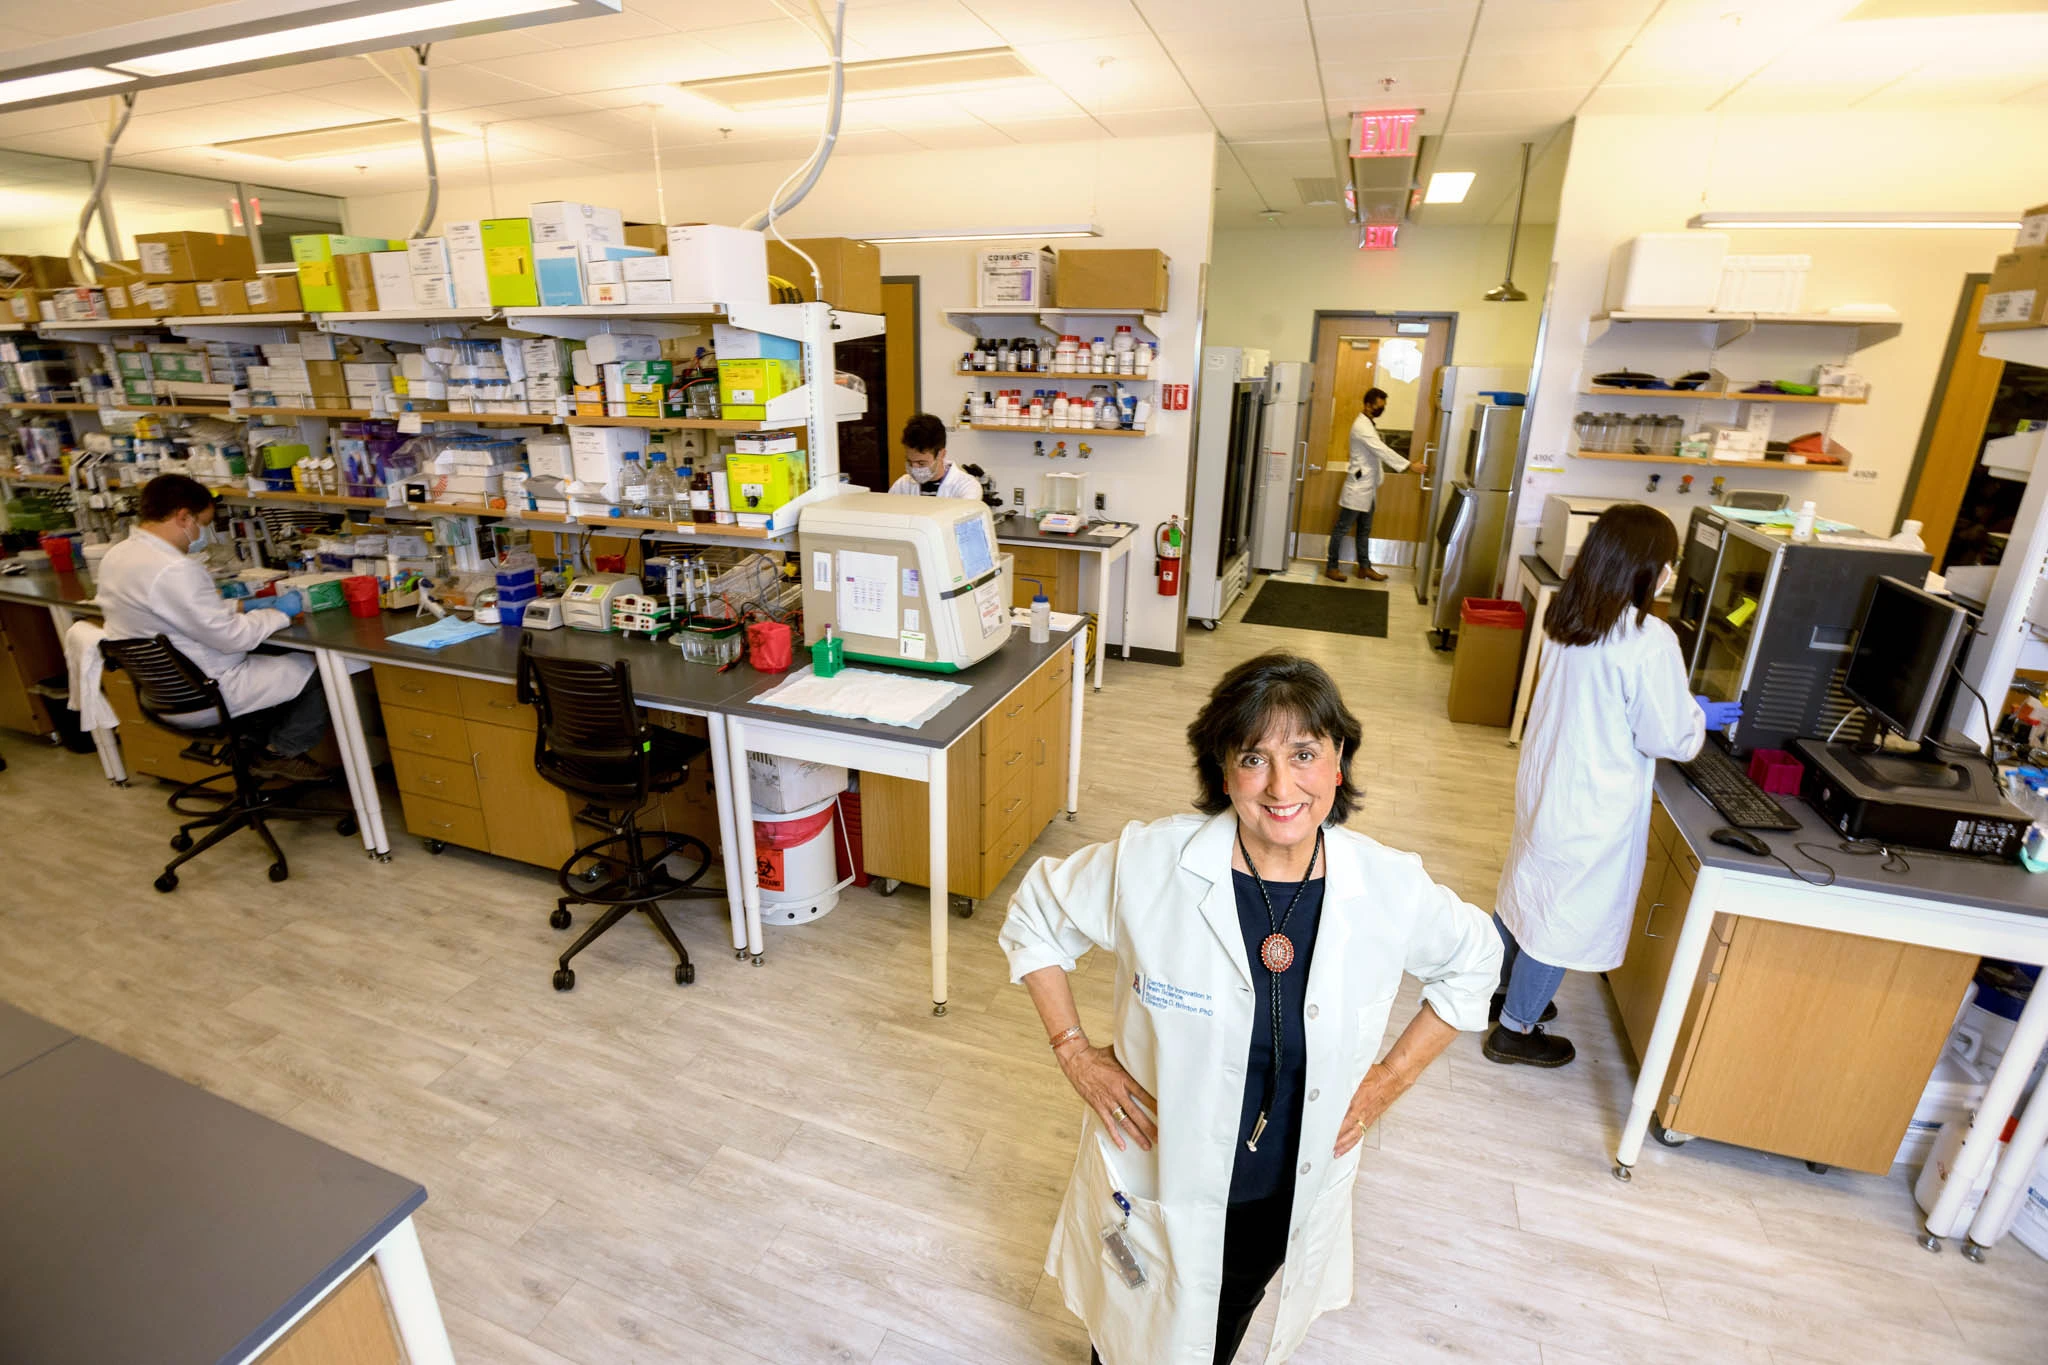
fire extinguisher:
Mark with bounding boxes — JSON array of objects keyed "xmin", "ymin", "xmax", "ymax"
[{"xmin": 1154, "ymin": 516, "xmax": 1185, "ymax": 597}]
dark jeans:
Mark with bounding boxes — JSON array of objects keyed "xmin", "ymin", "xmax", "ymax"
[
  {"xmin": 1088, "ymin": 1187, "xmax": 1294, "ymax": 1365},
  {"xmin": 1493, "ymin": 913, "xmax": 1568, "ymax": 1033},
  {"xmin": 261, "ymin": 671, "xmax": 329, "ymax": 756},
  {"xmin": 1325, "ymin": 505, "xmax": 1374, "ymax": 571}
]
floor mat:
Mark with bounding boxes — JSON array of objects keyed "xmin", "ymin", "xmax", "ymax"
[{"xmin": 1239, "ymin": 581, "xmax": 1389, "ymax": 638}]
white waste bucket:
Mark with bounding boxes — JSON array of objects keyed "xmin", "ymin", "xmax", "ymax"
[
  {"xmin": 752, "ymin": 792, "xmax": 850, "ymax": 926},
  {"xmin": 1915, "ymin": 1113, "xmax": 2018, "ymax": 1237}
]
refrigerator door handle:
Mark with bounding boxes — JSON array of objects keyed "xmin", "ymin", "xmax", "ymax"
[{"xmin": 1294, "ymin": 439, "xmax": 1308, "ymax": 483}]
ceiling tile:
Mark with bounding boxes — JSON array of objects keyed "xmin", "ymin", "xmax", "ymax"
[
  {"xmin": 1209, "ymin": 101, "xmax": 1339, "ymax": 141},
  {"xmin": 1174, "ymin": 62, "xmax": 1323, "ymax": 108},
  {"xmin": 1458, "ymin": 31, "xmax": 1635, "ymax": 91},
  {"xmin": 988, "ymin": 115, "xmax": 1112, "ymax": 143},
  {"xmin": 1012, "ymin": 42, "xmax": 1195, "ymax": 113},
  {"xmin": 1474, "ymin": 0, "xmax": 1658, "ymax": 44},
  {"xmin": 625, "ymin": 0, "xmax": 789, "ymax": 35},
  {"xmin": 1094, "ymin": 107, "xmax": 1213, "ymax": 138},
  {"xmin": 695, "ymin": 18, "xmax": 844, "ymax": 69},
  {"xmin": 1308, "ymin": 8, "xmax": 1478, "ymax": 58},
  {"xmin": 467, "ymin": 36, "xmax": 741, "ymax": 94},
  {"xmin": 948, "ymin": 84, "xmax": 1087, "ymax": 121},
  {"xmin": 1576, "ymin": 81, "xmax": 1725, "ymax": 115},
  {"xmin": 962, "ymin": 0, "xmax": 1150, "ymax": 43},
  {"xmin": 836, "ymin": 0, "xmax": 1006, "ymax": 59},
  {"xmin": 1444, "ymin": 88, "xmax": 1583, "ymax": 135},
  {"xmin": 1319, "ymin": 58, "xmax": 1464, "ymax": 104},
  {"xmin": 892, "ymin": 123, "xmax": 1014, "ymax": 150},
  {"xmin": 526, "ymin": 5, "xmax": 679, "ymax": 46},
  {"xmin": 1715, "ymin": 80, "xmax": 1894, "ymax": 113}
]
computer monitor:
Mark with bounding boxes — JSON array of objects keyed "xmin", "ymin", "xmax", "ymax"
[{"xmin": 1842, "ymin": 577, "xmax": 1970, "ymax": 741}]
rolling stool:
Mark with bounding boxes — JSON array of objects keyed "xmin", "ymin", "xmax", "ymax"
[
  {"xmin": 99, "ymin": 635, "xmax": 354, "ymax": 892},
  {"xmin": 518, "ymin": 634, "xmax": 719, "ymax": 991}
]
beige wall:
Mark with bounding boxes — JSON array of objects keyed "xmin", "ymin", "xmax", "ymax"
[
  {"xmin": 1526, "ymin": 108, "xmax": 2048, "ymax": 535},
  {"xmin": 1206, "ymin": 222, "xmax": 1556, "ymax": 367},
  {"xmin": 346, "ymin": 133, "xmax": 1218, "ymax": 654}
]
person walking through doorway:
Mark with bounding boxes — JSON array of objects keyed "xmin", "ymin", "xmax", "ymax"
[{"xmin": 1325, "ymin": 387, "xmax": 1409, "ymax": 583}]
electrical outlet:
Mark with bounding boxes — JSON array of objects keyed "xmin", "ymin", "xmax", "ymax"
[
  {"xmin": 1013, "ymin": 486, "xmax": 1025, "ymax": 506},
  {"xmin": 1094, "ymin": 493, "xmax": 1106, "ymax": 511}
]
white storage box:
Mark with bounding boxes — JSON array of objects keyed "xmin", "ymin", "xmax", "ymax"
[
  {"xmin": 746, "ymin": 753, "xmax": 848, "ymax": 813},
  {"xmin": 1897, "ymin": 1045, "xmax": 1988, "ymax": 1168},
  {"xmin": 1716, "ymin": 254, "xmax": 1811, "ymax": 315},
  {"xmin": 1984, "ymin": 429, "xmax": 2047, "ymax": 481},
  {"xmin": 666, "ymin": 224, "xmax": 769, "ymax": 306},
  {"xmin": 977, "ymin": 247, "xmax": 1056, "ymax": 308},
  {"xmin": 1608, "ymin": 232, "xmax": 1729, "ymax": 314}
]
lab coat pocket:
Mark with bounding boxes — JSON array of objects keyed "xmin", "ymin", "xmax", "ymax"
[
  {"xmin": 1080, "ymin": 1129, "xmax": 1172, "ymax": 1294},
  {"xmin": 1355, "ymin": 986, "xmax": 1400, "ymax": 1064}
]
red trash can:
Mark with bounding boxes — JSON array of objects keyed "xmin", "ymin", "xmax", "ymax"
[{"xmin": 1448, "ymin": 598, "xmax": 1527, "ymax": 727}]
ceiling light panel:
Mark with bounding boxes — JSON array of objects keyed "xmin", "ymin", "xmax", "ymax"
[
  {"xmin": 0, "ymin": 68, "xmax": 133, "ymax": 107},
  {"xmin": 0, "ymin": 0, "xmax": 621, "ymax": 110},
  {"xmin": 213, "ymin": 116, "xmax": 463, "ymax": 159},
  {"xmin": 1424, "ymin": 171, "xmax": 1475, "ymax": 204}
]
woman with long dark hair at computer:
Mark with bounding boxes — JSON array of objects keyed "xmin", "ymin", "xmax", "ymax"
[{"xmin": 1487, "ymin": 504, "xmax": 1739, "ymax": 1068}]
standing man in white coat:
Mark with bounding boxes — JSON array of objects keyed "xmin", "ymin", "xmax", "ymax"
[
  {"xmin": 1001, "ymin": 653, "xmax": 1500, "ymax": 1365},
  {"xmin": 98, "ymin": 474, "xmax": 329, "ymax": 782},
  {"xmin": 1489, "ymin": 504, "xmax": 1738, "ymax": 1067},
  {"xmin": 1323, "ymin": 387, "xmax": 1409, "ymax": 583}
]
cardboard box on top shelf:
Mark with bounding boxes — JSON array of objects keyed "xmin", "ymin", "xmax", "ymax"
[
  {"xmin": 2017, "ymin": 203, "xmax": 2048, "ymax": 250},
  {"xmin": 92, "ymin": 258, "xmax": 141, "ymax": 287},
  {"xmin": 292, "ymin": 233, "xmax": 399, "ymax": 311},
  {"xmin": 1981, "ymin": 247, "xmax": 2048, "ymax": 331},
  {"xmin": 196, "ymin": 280, "xmax": 253, "ymax": 315},
  {"xmin": 1054, "ymin": 248, "xmax": 1169, "ymax": 312},
  {"xmin": 480, "ymin": 218, "xmax": 539, "ymax": 308},
  {"xmin": 336, "ymin": 252, "xmax": 379, "ymax": 312},
  {"xmin": 0, "ymin": 254, "xmax": 77, "ymax": 289},
  {"xmin": 765, "ymin": 237, "xmax": 881, "ymax": 314},
  {"xmin": 622, "ymin": 223, "xmax": 667, "ymax": 253},
  {"xmin": 666, "ymin": 224, "xmax": 769, "ymax": 306},
  {"xmin": 243, "ymin": 274, "xmax": 302, "ymax": 313},
  {"xmin": 369, "ymin": 251, "xmax": 415, "ymax": 311},
  {"xmin": 5, "ymin": 290, "xmax": 39, "ymax": 322},
  {"xmin": 144, "ymin": 282, "xmax": 205, "ymax": 316},
  {"xmin": 136, "ymin": 231, "xmax": 257, "ymax": 282},
  {"xmin": 977, "ymin": 247, "xmax": 1055, "ymax": 308}
]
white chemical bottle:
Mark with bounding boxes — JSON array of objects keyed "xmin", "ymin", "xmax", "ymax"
[
  {"xmin": 1029, "ymin": 586, "xmax": 1051, "ymax": 644},
  {"xmin": 1790, "ymin": 500, "xmax": 1817, "ymax": 542}
]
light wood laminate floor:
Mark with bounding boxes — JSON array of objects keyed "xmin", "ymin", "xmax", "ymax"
[{"xmin": 1, "ymin": 563, "xmax": 2042, "ymax": 1365}]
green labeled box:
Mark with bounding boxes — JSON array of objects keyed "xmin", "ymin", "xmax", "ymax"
[
  {"xmin": 291, "ymin": 233, "xmax": 399, "ymax": 312},
  {"xmin": 480, "ymin": 218, "xmax": 538, "ymax": 308},
  {"xmin": 716, "ymin": 356, "xmax": 796, "ymax": 420},
  {"xmin": 725, "ymin": 445, "xmax": 808, "ymax": 514}
]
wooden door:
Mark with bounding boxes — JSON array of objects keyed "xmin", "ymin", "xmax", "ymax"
[
  {"xmin": 1296, "ymin": 339, "xmax": 1376, "ymax": 542},
  {"xmin": 1904, "ymin": 279, "xmax": 2004, "ymax": 566},
  {"xmin": 882, "ymin": 277, "xmax": 920, "ymax": 489},
  {"xmin": 469, "ymin": 720, "xmax": 576, "ymax": 868},
  {"xmin": 1297, "ymin": 317, "xmax": 1451, "ymax": 559}
]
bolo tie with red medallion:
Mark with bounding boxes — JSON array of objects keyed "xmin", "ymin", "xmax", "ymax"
[{"xmin": 1237, "ymin": 825, "xmax": 1323, "ymax": 1152}]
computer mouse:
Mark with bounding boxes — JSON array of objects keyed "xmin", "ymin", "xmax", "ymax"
[{"xmin": 1710, "ymin": 826, "xmax": 1770, "ymax": 856}]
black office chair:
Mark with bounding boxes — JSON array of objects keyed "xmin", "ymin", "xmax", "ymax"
[
  {"xmin": 518, "ymin": 633, "xmax": 717, "ymax": 991},
  {"xmin": 99, "ymin": 635, "xmax": 354, "ymax": 893}
]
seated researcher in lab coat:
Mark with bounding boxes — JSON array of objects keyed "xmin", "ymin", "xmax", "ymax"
[
  {"xmin": 1488, "ymin": 504, "xmax": 1740, "ymax": 1068},
  {"xmin": 1000, "ymin": 654, "xmax": 1501, "ymax": 1365},
  {"xmin": 98, "ymin": 474, "xmax": 331, "ymax": 783},
  {"xmin": 888, "ymin": 412, "xmax": 983, "ymax": 499},
  {"xmin": 1323, "ymin": 387, "xmax": 1409, "ymax": 584}
]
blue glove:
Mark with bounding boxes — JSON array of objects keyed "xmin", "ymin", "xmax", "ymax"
[
  {"xmin": 1695, "ymin": 694, "xmax": 1742, "ymax": 732},
  {"xmin": 270, "ymin": 589, "xmax": 306, "ymax": 619}
]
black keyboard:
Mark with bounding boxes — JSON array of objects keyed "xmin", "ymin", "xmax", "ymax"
[{"xmin": 1677, "ymin": 743, "xmax": 1801, "ymax": 831}]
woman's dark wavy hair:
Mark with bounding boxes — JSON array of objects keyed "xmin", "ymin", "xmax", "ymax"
[
  {"xmin": 1545, "ymin": 502, "xmax": 1678, "ymax": 646},
  {"xmin": 1187, "ymin": 652, "xmax": 1363, "ymax": 826}
]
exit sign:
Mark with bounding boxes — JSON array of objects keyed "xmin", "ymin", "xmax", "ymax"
[
  {"xmin": 1351, "ymin": 109, "xmax": 1418, "ymax": 158},
  {"xmin": 1359, "ymin": 225, "xmax": 1399, "ymax": 251}
]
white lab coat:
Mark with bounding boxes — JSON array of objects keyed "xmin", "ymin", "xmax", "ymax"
[
  {"xmin": 1001, "ymin": 811, "xmax": 1500, "ymax": 1365},
  {"xmin": 1336, "ymin": 414, "xmax": 1409, "ymax": 513},
  {"xmin": 887, "ymin": 464, "xmax": 982, "ymax": 500},
  {"xmin": 1494, "ymin": 612, "xmax": 1706, "ymax": 972},
  {"xmin": 96, "ymin": 527, "xmax": 312, "ymax": 719}
]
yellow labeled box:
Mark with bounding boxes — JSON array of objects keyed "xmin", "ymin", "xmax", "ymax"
[
  {"xmin": 725, "ymin": 445, "xmax": 808, "ymax": 515},
  {"xmin": 716, "ymin": 357, "xmax": 796, "ymax": 419}
]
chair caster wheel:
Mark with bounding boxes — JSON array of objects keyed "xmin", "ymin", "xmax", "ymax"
[
  {"xmin": 169, "ymin": 832, "xmax": 193, "ymax": 852},
  {"xmin": 268, "ymin": 862, "xmax": 288, "ymax": 883},
  {"xmin": 336, "ymin": 815, "xmax": 357, "ymax": 837},
  {"xmin": 580, "ymin": 862, "xmax": 607, "ymax": 885},
  {"xmin": 1651, "ymin": 1118, "xmax": 1691, "ymax": 1147},
  {"xmin": 951, "ymin": 897, "xmax": 974, "ymax": 918},
  {"xmin": 154, "ymin": 872, "xmax": 178, "ymax": 893},
  {"xmin": 550, "ymin": 908, "xmax": 572, "ymax": 930},
  {"xmin": 424, "ymin": 839, "xmax": 446, "ymax": 855},
  {"xmin": 1805, "ymin": 1161, "xmax": 1830, "ymax": 1175},
  {"xmin": 675, "ymin": 963, "xmax": 695, "ymax": 985},
  {"xmin": 552, "ymin": 968, "xmax": 574, "ymax": 991}
]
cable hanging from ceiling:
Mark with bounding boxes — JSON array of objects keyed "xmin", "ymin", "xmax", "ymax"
[
  {"xmin": 744, "ymin": 0, "xmax": 847, "ymax": 301},
  {"xmin": 68, "ymin": 91, "xmax": 138, "ymax": 289}
]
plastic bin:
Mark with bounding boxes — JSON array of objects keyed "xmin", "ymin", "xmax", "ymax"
[
  {"xmin": 1448, "ymin": 599, "xmax": 1527, "ymax": 727},
  {"xmin": 1747, "ymin": 748, "xmax": 1803, "ymax": 796},
  {"xmin": 751, "ymin": 792, "xmax": 851, "ymax": 925}
]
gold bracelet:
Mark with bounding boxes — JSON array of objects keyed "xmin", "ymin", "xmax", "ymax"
[{"xmin": 1048, "ymin": 1024, "xmax": 1086, "ymax": 1052}]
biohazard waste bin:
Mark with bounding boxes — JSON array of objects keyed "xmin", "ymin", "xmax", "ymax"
[{"xmin": 1447, "ymin": 598, "xmax": 1527, "ymax": 727}]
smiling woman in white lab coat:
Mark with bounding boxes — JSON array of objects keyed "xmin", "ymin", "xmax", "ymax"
[
  {"xmin": 1000, "ymin": 654, "xmax": 1500, "ymax": 1365},
  {"xmin": 1488, "ymin": 504, "xmax": 1737, "ymax": 1069}
]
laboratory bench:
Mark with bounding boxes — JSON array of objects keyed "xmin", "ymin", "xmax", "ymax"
[
  {"xmin": 0, "ymin": 998, "xmax": 454, "ymax": 1365},
  {"xmin": 0, "ymin": 567, "xmax": 1087, "ymax": 1014},
  {"xmin": 1612, "ymin": 763, "xmax": 2048, "ymax": 1254},
  {"xmin": 991, "ymin": 512, "xmax": 1136, "ymax": 690}
]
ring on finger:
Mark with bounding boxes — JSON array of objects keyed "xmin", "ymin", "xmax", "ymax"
[{"xmin": 1111, "ymin": 1105, "xmax": 1128, "ymax": 1125}]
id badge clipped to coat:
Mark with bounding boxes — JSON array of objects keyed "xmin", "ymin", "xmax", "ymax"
[{"xmin": 1101, "ymin": 1190, "xmax": 1146, "ymax": 1289}]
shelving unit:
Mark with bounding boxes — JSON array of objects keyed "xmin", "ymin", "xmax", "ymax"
[
  {"xmin": 954, "ymin": 369, "xmax": 1161, "ymax": 382},
  {"xmin": 1573, "ymin": 448, "xmax": 1850, "ymax": 471},
  {"xmin": 1580, "ymin": 385, "xmax": 1866, "ymax": 405},
  {"xmin": 958, "ymin": 421, "xmax": 1147, "ymax": 439},
  {"xmin": 1585, "ymin": 310, "xmax": 1902, "ymax": 349},
  {"xmin": 4, "ymin": 401, "xmax": 104, "ymax": 412},
  {"xmin": 945, "ymin": 307, "xmax": 1162, "ymax": 343},
  {"xmin": 1982, "ymin": 328, "xmax": 2048, "ymax": 367}
]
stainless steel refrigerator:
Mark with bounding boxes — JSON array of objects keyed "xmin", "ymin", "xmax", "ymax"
[
  {"xmin": 1249, "ymin": 361, "xmax": 1310, "ymax": 574},
  {"xmin": 1428, "ymin": 398, "xmax": 1521, "ymax": 647},
  {"xmin": 1187, "ymin": 346, "xmax": 1266, "ymax": 628}
]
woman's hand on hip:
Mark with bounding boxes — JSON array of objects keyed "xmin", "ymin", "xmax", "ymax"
[
  {"xmin": 1057, "ymin": 1043, "xmax": 1158, "ymax": 1152},
  {"xmin": 1333, "ymin": 1063, "xmax": 1409, "ymax": 1158}
]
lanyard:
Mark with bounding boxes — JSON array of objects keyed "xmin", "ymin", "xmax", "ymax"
[{"xmin": 1237, "ymin": 827, "xmax": 1323, "ymax": 1153}]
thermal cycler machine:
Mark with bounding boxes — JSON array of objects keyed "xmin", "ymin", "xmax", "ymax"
[{"xmin": 798, "ymin": 492, "xmax": 1013, "ymax": 671}]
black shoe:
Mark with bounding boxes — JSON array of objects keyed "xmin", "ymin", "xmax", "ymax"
[
  {"xmin": 251, "ymin": 751, "xmax": 329, "ymax": 783},
  {"xmin": 1489, "ymin": 992, "xmax": 1557, "ymax": 1025},
  {"xmin": 1482, "ymin": 1023, "xmax": 1575, "ymax": 1067}
]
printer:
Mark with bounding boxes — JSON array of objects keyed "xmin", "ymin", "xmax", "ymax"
[{"xmin": 799, "ymin": 492, "xmax": 1012, "ymax": 671}]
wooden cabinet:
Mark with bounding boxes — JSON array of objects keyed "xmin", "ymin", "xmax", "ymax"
[
  {"xmin": 1606, "ymin": 797, "xmax": 1978, "ymax": 1173},
  {"xmin": 102, "ymin": 668, "xmax": 219, "ymax": 784},
  {"xmin": 257, "ymin": 1262, "xmax": 402, "ymax": 1365},
  {"xmin": 1006, "ymin": 545, "xmax": 1080, "ymax": 614},
  {"xmin": 859, "ymin": 650, "xmax": 1073, "ymax": 901},
  {"xmin": 0, "ymin": 601, "xmax": 63, "ymax": 738}
]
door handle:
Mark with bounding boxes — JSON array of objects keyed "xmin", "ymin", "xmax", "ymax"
[{"xmin": 1645, "ymin": 902, "xmax": 1666, "ymax": 939}]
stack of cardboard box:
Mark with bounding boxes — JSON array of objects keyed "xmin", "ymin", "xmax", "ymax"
[{"xmin": 1982, "ymin": 203, "xmax": 2048, "ymax": 332}]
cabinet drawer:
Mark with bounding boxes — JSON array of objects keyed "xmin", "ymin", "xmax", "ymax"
[
  {"xmin": 1007, "ymin": 545, "xmax": 1067, "ymax": 579},
  {"xmin": 373, "ymin": 665, "xmax": 462, "ymax": 717},
  {"xmin": 381, "ymin": 703, "xmax": 472, "ymax": 762},
  {"xmin": 1650, "ymin": 800, "xmax": 1679, "ymax": 858},
  {"xmin": 402, "ymin": 792, "xmax": 489, "ymax": 849},
  {"xmin": 981, "ymin": 690, "xmax": 1035, "ymax": 757},
  {"xmin": 459, "ymin": 678, "xmax": 535, "ymax": 731},
  {"xmin": 392, "ymin": 748, "xmax": 480, "ymax": 809},
  {"xmin": 980, "ymin": 730, "xmax": 1031, "ymax": 788},
  {"xmin": 981, "ymin": 762, "xmax": 1033, "ymax": 843},
  {"xmin": 1671, "ymin": 839, "xmax": 1701, "ymax": 886},
  {"xmin": 1032, "ymin": 648, "xmax": 1074, "ymax": 709},
  {"xmin": 981, "ymin": 822, "xmax": 1031, "ymax": 890}
]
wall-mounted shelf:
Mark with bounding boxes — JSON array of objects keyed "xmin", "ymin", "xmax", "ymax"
[
  {"xmin": 1579, "ymin": 386, "xmax": 1866, "ymax": 405},
  {"xmin": 114, "ymin": 403, "xmax": 237, "ymax": 416},
  {"xmin": 959, "ymin": 421, "xmax": 1147, "ymax": 438},
  {"xmin": 1573, "ymin": 448, "xmax": 1849, "ymax": 471},
  {"xmin": 954, "ymin": 369, "xmax": 1161, "ymax": 383},
  {"xmin": 565, "ymin": 414, "xmax": 765, "ymax": 431},
  {"xmin": 1982, "ymin": 328, "xmax": 2048, "ymax": 369},
  {"xmin": 1586, "ymin": 311, "xmax": 1901, "ymax": 350},
  {"xmin": 3, "ymin": 401, "xmax": 105, "ymax": 412},
  {"xmin": 945, "ymin": 308, "xmax": 1162, "ymax": 343}
]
